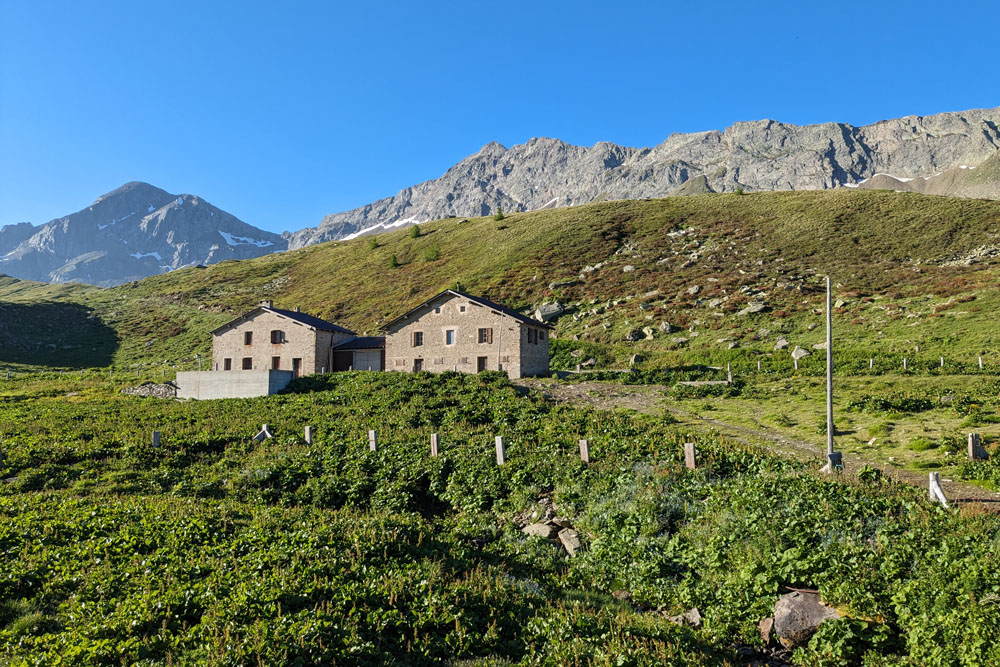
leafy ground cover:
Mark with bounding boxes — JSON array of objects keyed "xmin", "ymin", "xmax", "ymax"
[{"xmin": 2, "ymin": 373, "xmax": 1000, "ymax": 665}]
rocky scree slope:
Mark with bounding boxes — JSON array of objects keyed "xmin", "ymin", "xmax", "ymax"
[
  {"xmin": 287, "ymin": 106, "xmax": 1000, "ymax": 246},
  {"xmin": 0, "ymin": 181, "xmax": 287, "ymax": 286}
]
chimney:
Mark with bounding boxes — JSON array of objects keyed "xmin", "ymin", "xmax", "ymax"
[
  {"xmin": 260, "ymin": 300, "xmax": 273, "ymax": 309},
  {"xmin": 295, "ymin": 306, "xmax": 301, "ymax": 312}
]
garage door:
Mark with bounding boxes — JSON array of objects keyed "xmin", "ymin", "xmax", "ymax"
[{"xmin": 354, "ymin": 350, "xmax": 382, "ymax": 371}]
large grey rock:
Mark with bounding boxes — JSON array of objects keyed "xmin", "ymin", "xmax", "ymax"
[
  {"xmin": 288, "ymin": 107, "xmax": 1000, "ymax": 246},
  {"xmin": 791, "ymin": 346, "xmax": 811, "ymax": 361},
  {"xmin": 0, "ymin": 182, "xmax": 286, "ymax": 287},
  {"xmin": 534, "ymin": 302, "xmax": 564, "ymax": 322},
  {"xmin": 557, "ymin": 528, "xmax": 582, "ymax": 556},
  {"xmin": 774, "ymin": 338, "xmax": 789, "ymax": 350},
  {"xmin": 738, "ymin": 302, "xmax": 767, "ymax": 316},
  {"xmin": 522, "ymin": 523, "xmax": 559, "ymax": 539},
  {"xmin": 773, "ymin": 591, "xmax": 841, "ymax": 648}
]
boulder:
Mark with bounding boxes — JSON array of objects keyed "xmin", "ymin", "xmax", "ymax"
[
  {"xmin": 812, "ymin": 342, "xmax": 828, "ymax": 350},
  {"xmin": 728, "ymin": 341, "xmax": 739, "ymax": 349},
  {"xmin": 791, "ymin": 346, "xmax": 811, "ymax": 361},
  {"xmin": 671, "ymin": 337, "xmax": 689, "ymax": 345},
  {"xmin": 666, "ymin": 607, "xmax": 702, "ymax": 628},
  {"xmin": 630, "ymin": 354, "xmax": 642, "ymax": 366},
  {"xmin": 570, "ymin": 349, "xmax": 583, "ymax": 358},
  {"xmin": 622, "ymin": 265, "xmax": 635, "ymax": 273},
  {"xmin": 642, "ymin": 326, "xmax": 656, "ymax": 340},
  {"xmin": 774, "ymin": 338, "xmax": 789, "ymax": 350},
  {"xmin": 738, "ymin": 302, "xmax": 767, "ymax": 316},
  {"xmin": 534, "ymin": 302, "xmax": 565, "ymax": 322},
  {"xmin": 557, "ymin": 528, "xmax": 582, "ymax": 556},
  {"xmin": 548, "ymin": 279, "xmax": 579, "ymax": 290},
  {"xmin": 687, "ymin": 285, "xmax": 701, "ymax": 296},
  {"xmin": 659, "ymin": 321, "xmax": 672, "ymax": 333},
  {"xmin": 708, "ymin": 298, "xmax": 724, "ymax": 308},
  {"xmin": 773, "ymin": 591, "xmax": 841, "ymax": 648},
  {"xmin": 834, "ymin": 298, "xmax": 847, "ymax": 308},
  {"xmin": 624, "ymin": 329, "xmax": 642, "ymax": 342},
  {"xmin": 581, "ymin": 357, "xmax": 596, "ymax": 367},
  {"xmin": 522, "ymin": 523, "xmax": 559, "ymax": 539}
]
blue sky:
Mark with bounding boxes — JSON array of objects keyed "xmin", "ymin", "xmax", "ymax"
[{"xmin": 1, "ymin": 1, "xmax": 997, "ymax": 234}]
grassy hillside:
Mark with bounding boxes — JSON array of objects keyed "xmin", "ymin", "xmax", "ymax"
[{"xmin": 4, "ymin": 189, "xmax": 1000, "ymax": 371}]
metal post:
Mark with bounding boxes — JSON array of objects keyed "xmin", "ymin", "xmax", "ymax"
[
  {"xmin": 826, "ymin": 276, "xmax": 834, "ymax": 460},
  {"xmin": 152, "ymin": 431, "xmax": 160, "ymax": 448},
  {"xmin": 431, "ymin": 433, "xmax": 439, "ymax": 457},
  {"xmin": 304, "ymin": 426, "xmax": 313, "ymax": 445}
]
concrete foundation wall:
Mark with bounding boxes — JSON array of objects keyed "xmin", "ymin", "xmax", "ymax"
[{"xmin": 176, "ymin": 370, "xmax": 294, "ymax": 400}]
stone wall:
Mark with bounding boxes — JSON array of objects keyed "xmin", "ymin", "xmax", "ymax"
[
  {"xmin": 384, "ymin": 294, "xmax": 548, "ymax": 379},
  {"xmin": 211, "ymin": 310, "xmax": 353, "ymax": 374}
]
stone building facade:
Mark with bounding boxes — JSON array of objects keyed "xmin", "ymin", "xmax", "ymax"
[
  {"xmin": 211, "ymin": 301, "xmax": 356, "ymax": 376},
  {"xmin": 382, "ymin": 290, "xmax": 550, "ymax": 379}
]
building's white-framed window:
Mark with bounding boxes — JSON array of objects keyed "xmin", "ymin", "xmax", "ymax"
[
  {"xmin": 412, "ymin": 331, "xmax": 424, "ymax": 347},
  {"xmin": 445, "ymin": 329, "xmax": 455, "ymax": 345},
  {"xmin": 244, "ymin": 331, "xmax": 253, "ymax": 345},
  {"xmin": 271, "ymin": 330, "xmax": 285, "ymax": 344}
]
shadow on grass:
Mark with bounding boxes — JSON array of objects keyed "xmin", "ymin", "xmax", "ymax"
[{"xmin": 0, "ymin": 301, "xmax": 117, "ymax": 368}]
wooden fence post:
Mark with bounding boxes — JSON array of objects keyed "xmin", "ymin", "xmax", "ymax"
[
  {"xmin": 940, "ymin": 356, "xmax": 945, "ymax": 368},
  {"xmin": 968, "ymin": 433, "xmax": 989, "ymax": 460},
  {"xmin": 903, "ymin": 358, "xmax": 907, "ymax": 371},
  {"xmin": 869, "ymin": 358, "xmax": 874, "ymax": 369},
  {"xmin": 684, "ymin": 442, "xmax": 696, "ymax": 470},
  {"xmin": 979, "ymin": 356, "xmax": 984, "ymax": 369},
  {"xmin": 368, "ymin": 430, "xmax": 378, "ymax": 452},
  {"xmin": 757, "ymin": 360, "xmax": 761, "ymax": 371},
  {"xmin": 579, "ymin": 439, "xmax": 590, "ymax": 463},
  {"xmin": 495, "ymin": 436, "xmax": 505, "ymax": 465},
  {"xmin": 151, "ymin": 431, "xmax": 160, "ymax": 448},
  {"xmin": 304, "ymin": 426, "xmax": 313, "ymax": 445},
  {"xmin": 430, "ymin": 433, "xmax": 439, "ymax": 457}
]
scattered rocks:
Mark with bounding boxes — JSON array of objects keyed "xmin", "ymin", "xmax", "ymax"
[
  {"xmin": 658, "ymin": 321, "xmax": 672, "ymax": 333},
  {"xmin": 834, "ymin": 298, "xmax": 847, "ymax": 308},
  {"xmin": 773, "ymin": 591, "xmax": 841, "ymax": 648},
  {"xmin": 774, "ymin": 338, "xmax": 789, "ymax": 350},
  {"xmin": 642, "ymin": 326, "xmax": 656, "ymax": 340},
  {"xmin": 671, "ymin": 336, "xmax": 689, "ymax": 345},
  {"xmin": 548, "ymin": 279, "xmax": 579, "ymax": 290},
  {"xmin": 120, "ymin": 382, "xmax": 177, "ymax": 398},
  {"xmin": 625, "ymin": 329, "xmax": 642, "ymax": 342},
  {"xmin": 581, "ymin": 357, "xmax": 596, "ymax": 367},
  {"xmin": 687, "ymin": 285, "xmax": 701, "ymax": 296},
  {"xmin": 806, "ymin": 322, "xmax": 818, "ymax": 331},
  {"xmin": 728, "ymin": 341, "xmax": 739, "ymax": 349},
  {"xmin": 708, "ymin": 297, "xmax": 724, "ymax": 308},
  {"xmin": 811, "ymin": 342, "xmax": 828, "ymax": 350},
  {"xmin": 570, "ymin": 349, "xmax": 583, "ymax": 358},
  {"xmin": 622, "ymin": 265, "xmax": 635, "ymax": 273}
]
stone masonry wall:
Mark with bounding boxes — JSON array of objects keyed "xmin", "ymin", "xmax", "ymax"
[
  {"xmin": 385, "ymin": 294, "xmax": 548, "ymax": 379},
  {"xmin": 212, "ymin": 310, "xmax": 352, "ymax": 375}
]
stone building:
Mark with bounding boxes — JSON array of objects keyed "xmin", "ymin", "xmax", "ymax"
[
  {"xmin": 210, "ymin": 300, "xmax": 356, "ymax": 377},
  {"xmin": 382, "ymin": 290, "xmax": 550, "ymax": 379}
]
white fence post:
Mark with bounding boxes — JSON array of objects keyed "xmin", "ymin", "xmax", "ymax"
[
  {"xmin": 928, "ymin": 472, "xmax": 949, "ymax": 508},
  {"xmin": 495, "ymin": 436, "xmax": 505, "ymax": 465},
  {"xmin": 368, "ymin": 430, "xmax": 377, "ymax": 452},
  {"xmin": 304, "ymin": 426, "xmax": 313, "ymax": 445},
  {"xmin": 431, "ymin": 433, "xmax": 439, "ymax": 457},
  {"xmin": 579, "ymin": 439, "xmax": 590, "ymax": 463},
  {"xmin": 684, "ymin": 442, "xmax": 696, "ymax": 470}
]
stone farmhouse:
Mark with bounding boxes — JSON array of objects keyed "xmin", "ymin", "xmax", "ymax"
[
  {"xmin": 210, "ymin": 300, "xmax": 362, "ymax": 376},
  {"xmin": 382, "ymin": 289, "xmax": 551, "ymax": 379}
]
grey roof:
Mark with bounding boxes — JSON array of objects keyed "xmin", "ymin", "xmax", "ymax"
[
  {"xmin": 381, "ymin": 289, "xmax": 551, "ymax": 332},
  {"xmin": 211, "ymin": 306, "xmax": 356, "ymax": 336},
  {"xmin": 333, "ymin": 336, "xmax": 385, "ymax": 350}
]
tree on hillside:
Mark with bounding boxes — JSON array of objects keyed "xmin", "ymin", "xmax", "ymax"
[{"xmin": 494, "ymin": 206, "xmax": 504, "ymax": 221}]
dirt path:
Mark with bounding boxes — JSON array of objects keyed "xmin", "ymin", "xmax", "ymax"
[{"xmin": 516, "ymin": 379, "xmax": 1000, "ymax": 507}]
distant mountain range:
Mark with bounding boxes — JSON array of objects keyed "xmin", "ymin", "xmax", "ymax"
[
  {"xmin": 0, "ymin": 182, "xmax": 286, "ymax": 286},
  {"xmin": 287, "ymin": 106, "xmax": 1000, "ymax": 247},
  {"xmin": 3, "ymin": 107, "xmax": 1000, "ymax": 286}
]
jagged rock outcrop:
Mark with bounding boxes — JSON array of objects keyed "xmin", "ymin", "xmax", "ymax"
[
  {"xmin": 287, "ymin": 107, "xmax": 1000, "ymax": 247},
  {"xmin": 0, "ymin": 182, "xmax": 287, "ymax": 287}
]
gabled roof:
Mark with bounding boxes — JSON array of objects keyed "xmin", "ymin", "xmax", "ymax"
[
  {"xmin": 211, "ymin": 306, "xmax": 356, "ymax": 336},
  {"xmin": 381, "ymin": 289, "xmax": 552, "ymax": 333},
  {"xmin": 333, "ymin": 336, "xmax": 385, "ymax": 350}
]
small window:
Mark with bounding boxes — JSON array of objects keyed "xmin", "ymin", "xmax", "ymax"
[
  {"xmin": 540, "ymin": 331, "xmax": 546, "ymax": 340},
  {"xmin": 244, "ymin": 331, "xmax": 253, "ymax": 345},
  {"xmin": 414, "ymin": 358, "xmax": 423, "ymax": 371},
  {"xmin": 271, "ymin": 356, "xmax": 281, "ymax": 369},
  {"xmin": 395, "ymin": 359, "xmax": 406, "ymax": 367},
  {"xmin": 271, "ymin": 330, "xmax": 285, "ymax": 344},
  {"xmin": 434, "ymin": 307, "xmax": 441, "ymax": 314},
  {"xmin": 478, "ymin": 327, "xmax": 493, "ymax": 344},
  {"xmin": 412, "ymin": 331, "xmax": 424, "ymax": 347},
  {"xmin": 445, "ymin": 329, "xmax": 455, "ymax": 345},
  {"xmin": 459, "ymin": 305, "xmax": 466, "ymax": 313},
  {"xmin": 223, "ymin": 358, "xmax": 232, "ymax": 371},
  {"xmin": 460, "ymin": 357, "xmax": 469, "ymax": 364},
  {"xmin": 242, "ymin": 357, "xmax": 253, "ymax": 370}
]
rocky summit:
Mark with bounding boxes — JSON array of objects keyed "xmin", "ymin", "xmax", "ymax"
[
  {"xmin": 287, "ymin": 106, "xmax": 1000, "ymax": 247},
  {"xmin": 0, "ymin": 182, "xmax": 287, "ymax": 286}
]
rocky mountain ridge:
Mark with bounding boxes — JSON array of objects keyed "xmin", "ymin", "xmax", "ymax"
[
  {"xmin": 0, "ymin": 182, "xmax": 287, "ymax": 286},
  {"xmin": 286, "ymin": 106, "xmax": 1000, "ymax": 247}
]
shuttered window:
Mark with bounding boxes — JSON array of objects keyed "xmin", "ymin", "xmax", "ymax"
[
  {"xmin": 412, "ymin": 331, "xmax": 423, "ymax": 347},
  {"xmin": 478, "ymin": 328, "xmax": 493, "ymax": 344}
]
